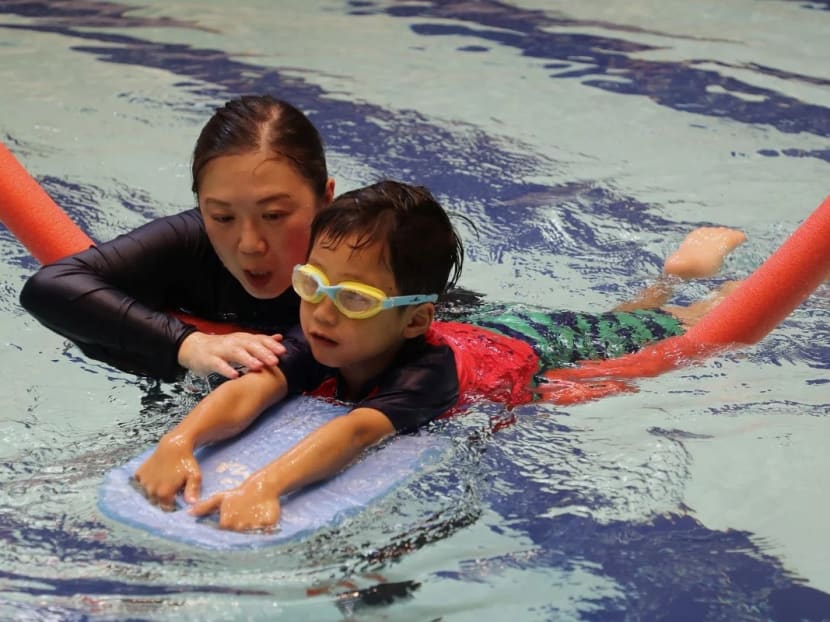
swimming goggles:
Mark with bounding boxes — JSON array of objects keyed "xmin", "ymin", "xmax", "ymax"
[{"xmin": 292, "ymin": 264, "xmax": 438, "ymax": 320}]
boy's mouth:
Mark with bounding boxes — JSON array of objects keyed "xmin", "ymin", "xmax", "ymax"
[{"xmin": 309, "ymin": 330, "xmax": 338, "ymax": 347}]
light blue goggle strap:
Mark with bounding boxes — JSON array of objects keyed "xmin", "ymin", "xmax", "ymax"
[{"xmin": 378, "ymin": 292, "xmax": 439, "ymax": 309}]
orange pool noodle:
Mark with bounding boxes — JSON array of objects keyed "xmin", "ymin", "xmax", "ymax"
[
  {"xmin": 1, "ymin": 142, "xmax": 239, "ymax": 335},
  {"xmin": 685, "ymin": 194, "xmax": 830, "ymax": 346},
  {"xmin": 0, "ymin": 143, "xmax": 94, "ymax": 264},
  {"xmin": 542, "ymin": 194, "xmax": 830, "ymax": 404},
  {"xmin": 4, "ymin": 141, "xmax": 829, "ymax": 391}
]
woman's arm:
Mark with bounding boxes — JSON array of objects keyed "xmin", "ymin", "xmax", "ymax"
[
  {"xmin": 20, "ymin": 210, "xmax": 213, "ymax": 380},
  {"xmin": 189, "ymin": 407, "xmax": 395, "ymax": 531}
]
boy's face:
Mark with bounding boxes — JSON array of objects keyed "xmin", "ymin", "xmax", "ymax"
[{"xmin": 299, "ymin": 233, "xmax": 431, "ymax": 392}]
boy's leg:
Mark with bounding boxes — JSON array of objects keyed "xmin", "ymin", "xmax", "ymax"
[
  {"xmin": 663, "ymin": 227, "xmax": 747, "ymax": 280},
  {"xmin": 612, "ymin": 275, "xmax": 679, "ymax": 313},
  {"xmin": 662, "ymin": 280, "xmax": 743, "ymax": 326},
  {"xmin": 613, "ymin": 227, "xmax": 746, "ymax": 312}
]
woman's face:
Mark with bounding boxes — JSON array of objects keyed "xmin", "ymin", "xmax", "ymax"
[{"xmin": 197, "ymin": 151, "xmax": 330, "ymax": 299}]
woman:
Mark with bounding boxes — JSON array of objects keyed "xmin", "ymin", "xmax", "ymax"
[{"xmin": 20, "ymin": 95, "xmax": 335, "ymax": 381}]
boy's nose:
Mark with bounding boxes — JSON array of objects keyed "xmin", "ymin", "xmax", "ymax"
[{"xmin": 313, "ymin": 295, "xmax": 339, "ymax": 324}]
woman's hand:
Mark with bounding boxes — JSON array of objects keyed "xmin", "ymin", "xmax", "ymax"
[
  {"xmin": 177, "ymin": 331, "xmax": 286, "ymax": 378},
  {"xmin": 189, "ymin": 473, "xmax": 280, "ymax": 532},
  {"xmin": 133, "ymin": 436, "xmax": 202, "ymax": 510}
]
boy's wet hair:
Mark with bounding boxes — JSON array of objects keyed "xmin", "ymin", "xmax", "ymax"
[
  {"xmin": 191, "ymin": 95, "xmax": 329, "ymax": 199},
  {"xmin": 310, "ymin": 180, "xmax": 464, "ymax": 298}
]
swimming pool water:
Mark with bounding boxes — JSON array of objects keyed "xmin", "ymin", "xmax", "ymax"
[{"xmin": 1, "ymin": 1, "xmax": 829, "ymax": 620}]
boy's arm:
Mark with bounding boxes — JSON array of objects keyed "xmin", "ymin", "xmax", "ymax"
[
  {"xmin": 189, "ymin": 407, "xmax": 395, "ymax": 531},
  {"xmin": 134, "ymin": 366, "xmax": 288, "ymax": 509}
]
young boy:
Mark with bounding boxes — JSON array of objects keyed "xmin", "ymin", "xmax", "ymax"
[{"xmin": 134, "ymin": 180, "xmax": 744, "ymax": 532}]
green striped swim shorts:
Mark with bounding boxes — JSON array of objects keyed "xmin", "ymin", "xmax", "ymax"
[{"xmin": 460, "ymin": 305, "xmax": 685, "ymax": 370}]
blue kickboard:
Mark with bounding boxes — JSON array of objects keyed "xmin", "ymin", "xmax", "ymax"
[{"xmin": 98, "ymin": 395, "xmax": 450, "ymax": 550}]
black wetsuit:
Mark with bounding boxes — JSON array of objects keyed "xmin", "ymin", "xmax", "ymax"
[{"xmin": 19, "ymin": 208, "xmax": 300, "ymax": 381}]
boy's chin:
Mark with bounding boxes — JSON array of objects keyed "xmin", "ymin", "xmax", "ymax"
[{"xmin": 308, "ymin": 345, "xmax": 342, "ymax": 369}]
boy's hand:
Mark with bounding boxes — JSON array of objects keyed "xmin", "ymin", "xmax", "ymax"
[
  {"xmin": 133, "ymin": 436, "xmax": 202, "ymax": 510},
  {"xmin": 189, "ymin": 475, "xmax": 280, "ymax": 532}
]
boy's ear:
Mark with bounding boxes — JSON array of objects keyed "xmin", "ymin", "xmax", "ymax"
[
  {"xmin": 323, "ymin": 177, "xmax": 336, "ymax": 207},
  {"xmin": 402, "ymin": 303, "xmax": 434, "ymax": 339}
]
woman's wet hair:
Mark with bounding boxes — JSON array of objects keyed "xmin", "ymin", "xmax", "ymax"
[
  {"xmin": 191, "ymin": 95, "xmax": 328, "ymax": 199},
  {"xmin": 310, "ymin": 180, "xmax": 464, "ymax": 298}
]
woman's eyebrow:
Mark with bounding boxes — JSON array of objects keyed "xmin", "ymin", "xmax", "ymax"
[
  {"xmin": 201, "ymin": 193, "xmax": 294, "ymax": 208},
  {"xmin": 257, "ymin": 192, "xmax": 293, "ymax": 206},
  {"xmin": 201, "ymin": 197, "xmax": 232, "ymax": 208}
]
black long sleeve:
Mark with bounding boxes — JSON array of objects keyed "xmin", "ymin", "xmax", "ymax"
[{"xmin": 20, "ymin": 208, "xmax": 300, "ymax": 381}]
